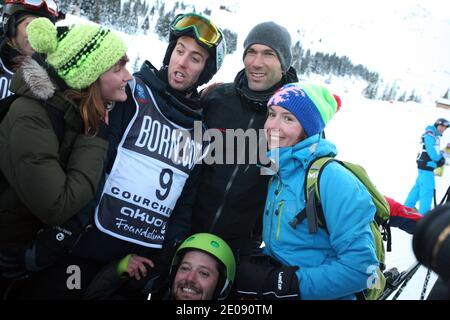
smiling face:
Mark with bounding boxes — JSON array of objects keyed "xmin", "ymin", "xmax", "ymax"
[
  {"xmin": 244, "ymin": 44, "xmax": 283, "ymax": 91},
  {"xmin": 264, "ymin": 105, "xmax": 305, "ymax": 149},
  {"xmin": 167, "ymin": 36, "xmax": 209, "ymax": 94},
  {"xmin": 99, "ymin": 56, "xmax": 132, "ymax": 103},
  {"xmin": 172, "ymin": 250, "xmax": 220, "ymax": 300},
  {"xmin": 10, "ymin": 15, "xmax": 37, "ymax": 56}
]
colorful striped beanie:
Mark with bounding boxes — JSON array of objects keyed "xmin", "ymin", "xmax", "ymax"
[
  {"xmin": 267, "ymin": 82, "xmax": 341, "ymax": 137},
  {"xmin": 26, "ymin": 17, "xmax": 127, "ymax": 90}
]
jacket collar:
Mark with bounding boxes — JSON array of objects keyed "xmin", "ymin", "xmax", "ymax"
[
  {"xmin": 10, "ymin": 55, "xmax": 80, "ymax": 128},
  {"xmin": 268, "ymin": 135, "xmax": 337, "ymax": 179},
  {"xmin": 234, "ymin": 66, "xmax": 299, "ymax": 112},
  {"xmin": 11, "ymin": 56, "xmax": 57, "ymax": 100},
  {"xmin": 135, "ymin": 61, "xmax": 203, "ymax": 126},
  {"xmin": 426, "ymin": 125, "xmax": 442, "ymax": 137}
]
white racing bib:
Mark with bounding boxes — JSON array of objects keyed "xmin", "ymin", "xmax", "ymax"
[
  {"xmin": 0, "ymin": 58, "xmax": 13, "ymax": 100},
  {"xmin": 95, "ymin": 78, "xmax": 206, "ymax": 248}
]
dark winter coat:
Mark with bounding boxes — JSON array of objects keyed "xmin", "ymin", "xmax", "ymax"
[
  {"xmin": 0, "ymin": 56, "xmax": 109, "ymax": 246},
  {"xmin": 191, "ymin": 67, "xmax": 298, "ymax": 258}
]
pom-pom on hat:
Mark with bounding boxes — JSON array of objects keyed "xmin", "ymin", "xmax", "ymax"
[
  {"xmin": 27, "ymin": 18, "xmax": 127, "ymax": 90},
  {"xmin": 268, "ymin": 82, "xmax": 341, "ymax": 137}
]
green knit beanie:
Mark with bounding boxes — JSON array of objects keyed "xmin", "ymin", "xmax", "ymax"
[{"xmin": 27, "ymin": 18, "xmax": 127, "ymax": 90}]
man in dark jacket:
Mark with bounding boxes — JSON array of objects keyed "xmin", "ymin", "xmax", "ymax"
[
  {"xmin": 1, "ymin": 13, "xmax": 227, "ymax": 300},
  {"xmin": 0, "ymin": 0, "xmax": 61, "ymax": 100},
  {"xmin": 191, "ymin": 22, "xmax": 298, "ymax": 260}
]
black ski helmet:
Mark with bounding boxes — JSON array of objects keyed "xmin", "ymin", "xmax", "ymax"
[
  {"xmin": 1, "ymin": 0, "xmax": 59, "ymax": 38},
  {"xmin": 162, "ymin": 13, "xmax": 226, "ymax": 88},
  {"xmin": 434, "ymin": 118, "xmax": 450, "ymax": 128}
]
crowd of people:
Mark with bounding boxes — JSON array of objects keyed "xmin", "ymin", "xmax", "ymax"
[{"xmin": 0, "ymin": 0, "xmax": 449, "ymax": 300}]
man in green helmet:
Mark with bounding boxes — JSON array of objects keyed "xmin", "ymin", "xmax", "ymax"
[{"xmin": 82, "ymin": 233, "xmax": 236, "ymax": 300}]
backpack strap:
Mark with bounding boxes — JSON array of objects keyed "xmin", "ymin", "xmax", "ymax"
[
  {"xmin": 42, "ymin": 103, "xmax": 65, "ymax": 145},
  {"xmin": 1, "ymin": 96, "xmax": 66, "ymax": 194},
  {"xmin": 288, "ymin": 156, "xmax": 334, "ymax": 233}
]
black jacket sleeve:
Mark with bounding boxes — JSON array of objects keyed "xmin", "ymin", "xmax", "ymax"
[{"xmin": 165, "ymin": 163, "xmax": 201, "ymax": 245}]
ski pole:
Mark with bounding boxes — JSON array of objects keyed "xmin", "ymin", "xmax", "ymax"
[
  {"xmin": 439, "ymin": 186, "xmax": 450, "ymax": 206},
  {"xmin": 433, "ymin": 189, "xmax": 437, "ymax": 208},
  {"xmin": 379, "ymin": 262, "xmax": 420, "ymax": 300},
  {"xmin": 391, "ymin": 263, "xmax": 422, "ymax": 300},
  {"xmin": 420, "ymin": 269, "xmax": 432, "ymax": 300}
]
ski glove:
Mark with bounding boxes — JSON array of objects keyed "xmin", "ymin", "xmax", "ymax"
[
  {"xmin": 437, "ymin": 156, "xmax": 446, "ymax": 168},
  {"xmin": 0, "ymin": 220, "xmax": 84, "ymax": 277},
  {"xmin": 234, "ymin": 254, "xmax": 301, "ymax": 300}
]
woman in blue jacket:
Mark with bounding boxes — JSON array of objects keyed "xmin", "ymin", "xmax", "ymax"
[{"xmin": 234, "ymin": 83, "xmax": 379, "ymax": 300}]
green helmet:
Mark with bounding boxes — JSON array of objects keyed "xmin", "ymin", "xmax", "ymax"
[{"xmin": 170, "ymin": 233, "xmax": 236, "ymax": 300}]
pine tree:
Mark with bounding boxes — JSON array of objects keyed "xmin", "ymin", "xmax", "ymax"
[
  {"xmin": 91, "ymin": 1, "xmax": 101, "ymax": 24},
  {"xmin": 398, "ymin": 91, "xmax": 407, "ymax": 102},
  {"xmin": 363, "ymin": 81, "xmax": 379, "ymax": 100},
  {"xmin": 292, "ymin": 41, "xmax": 303, "ymax": 73},
  {"xmin": 222, "ymin": 29, "xmax": 237, "ymax": 54},
  {"xmin": 204, "ymin": 8, "xmax": 212, "ymax": 16},
  {"xmin": 407, "ymin": 90, "xmax": 417, "ymax": 102},
  {"xmin": 299, "ymin": 49, "xmax": 311, "ymax": 75},
  {"xmin": 155, "ymin": 4, "xmax": 175, "ymax": 40}
]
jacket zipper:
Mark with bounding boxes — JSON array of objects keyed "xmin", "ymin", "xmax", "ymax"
[
  {"xmin": 276, "ymin": 201, "xmax": 284, "ymax": 241},
  {"xmin": 209, "ymin": 114, "xmax": 256, "ymax": 232},
  {"xmin": 267, "ymin": 174, "xmax": 282, "ymax": 254}
]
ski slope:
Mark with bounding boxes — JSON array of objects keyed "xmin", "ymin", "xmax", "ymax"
[{"xmin": 325, "ymin": 86, "xmax": 450, "ymax": 300}]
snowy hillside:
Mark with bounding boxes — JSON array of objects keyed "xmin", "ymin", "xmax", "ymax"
[
  {"xmin": 62, "ymin": 0, "xmax": 450, "ymax": 103},
  {"xmin": 325, "ymin": 87, "xmax": 450, "ymax": 299},
  {"xmin": 133, "ymin": 0, "xmax": 450, "ymax": 104}
]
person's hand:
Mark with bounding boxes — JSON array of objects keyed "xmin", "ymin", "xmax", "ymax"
[
  {"xmin": 437, "ymin": 156, "xmax": 446, "ymax": 168},
  {"xmin": 126, "ymin": 255, "xmax": 155, "ymax": 281},
  {"xmin": 201, "ymin": 82, "xmax": 223, "ymax": 98},
  {"xmin": 234, "ymin": 255, "xmax": 300, "ymax": 300}
]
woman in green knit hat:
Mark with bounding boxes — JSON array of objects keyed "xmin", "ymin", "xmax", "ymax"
[{"xmin": 0, "ymin": 17, "xmax": 132, "ymax": 251}]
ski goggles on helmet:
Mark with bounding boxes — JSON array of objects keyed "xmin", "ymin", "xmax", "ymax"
[
  {"xmin": 170, "ymin": 13, "xmax": 222, "ymax": 48},
  {"xmin": 5, "ymin": 0, "xmax": 59, "ymax": 18}
]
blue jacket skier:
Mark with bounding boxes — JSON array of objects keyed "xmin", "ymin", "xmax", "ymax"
[{"xmin": 405, "ymin": 119, "xmax": 449, "ymax": 214}]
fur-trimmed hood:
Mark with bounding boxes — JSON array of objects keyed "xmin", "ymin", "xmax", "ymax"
[{"xmin": 10, "ymin": 56, "xmax": 57, "ymax": 101}]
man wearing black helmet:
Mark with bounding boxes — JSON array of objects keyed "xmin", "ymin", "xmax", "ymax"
[
  {"xmin": 0, "ymin": 0, "xmax": 61, "ymax": 99},
  {"xmin": 405, "ymin": 118, "xmax": 450, "ymax": 214},
  {"xmin": 55, "ymin": 13, "xmax": 228, "ymax": 298}
]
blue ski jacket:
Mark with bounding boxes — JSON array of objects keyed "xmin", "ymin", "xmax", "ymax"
[
  {"xmin": 420, "ymin": 125, "xmax": 443, "ymax": 169},
  {"xmin": 262, "ymin": 134, "xmax": 379, "ymax": 300}
]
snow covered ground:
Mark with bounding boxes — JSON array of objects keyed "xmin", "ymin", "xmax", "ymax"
[{"xmin": 325, "ymin": 85, "xmax": 450, "ymax": 300}]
